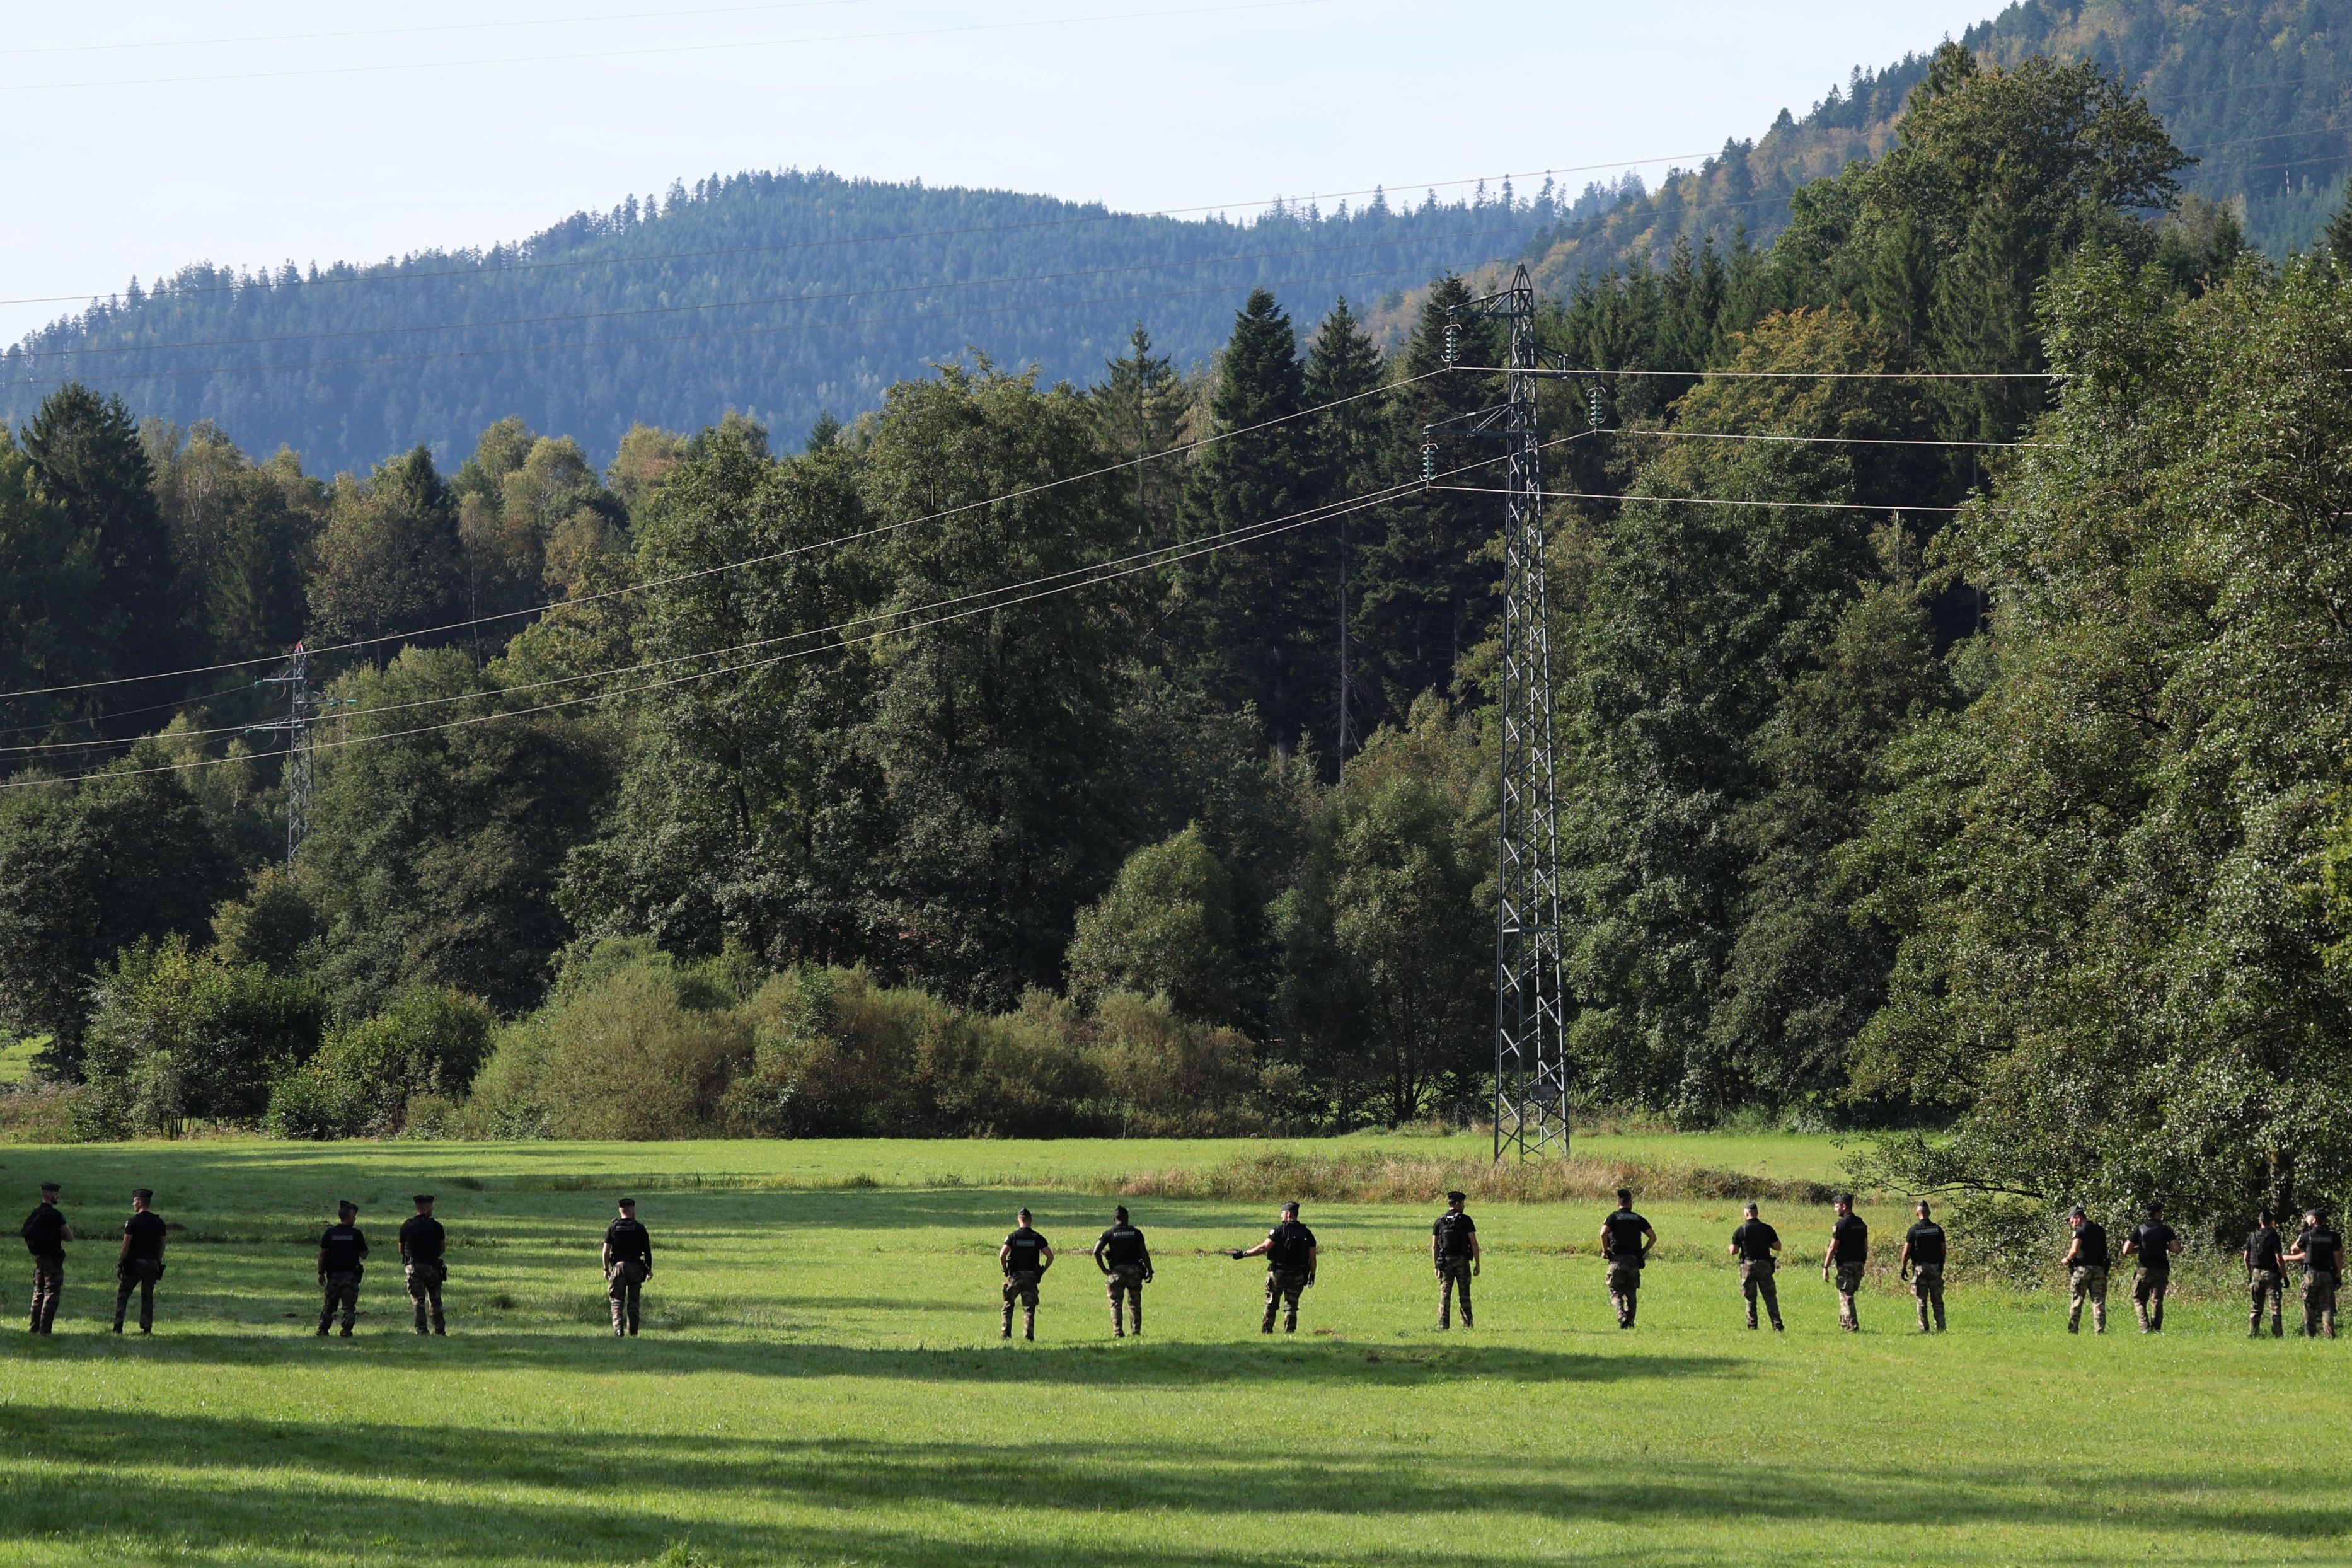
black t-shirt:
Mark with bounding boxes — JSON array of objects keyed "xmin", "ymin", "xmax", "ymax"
[
  {"xmin": 1603, "ymin": 1209, "xmax": 1649, "ymax": 1264},
  {"xmin": 1095, "ymin": 1224, "xmax": 1146, "ymax": 1267},
  {"xmin": 1433, "ymin": 1211, "xmax": 1477, "ymax": 1259},
  {"xmin": 1265, "ymin": 1219, "xmax": 1317, "ymax": 1271},
  {"xmin": 2071, "ymin": 1221, "xmax": 2109, "ymax": 1269},
  {"xmin": 1904, "ymin": 1221, "xmax": 1946, "ymax": 1268},
  {"xmin": 2247, "ymin": 1228, "xmax": 2286, "ymax": 1272},
  {"xmin": 1003, "ymin": 1226, "xmax": 1049, "ymax": 1273},
  {"xmin": 2298, "ymin": 1227, "xmax": 2344, "ymax": 1275},
  {"xmin": 399, "ymin": 1214, "xmax": 446, "ymax": 1262},
  {"xmin": 121, "ymin": 1210, "xmax": 166, "ymax": 1262},
  {"xmin": 1831, "ymin": 1214, "xmax": 1869, "ymax": 1264},
  {"xmin": 1731, "ymin": 1220, "xmax": 1779, "ymax": 1262},
  {"xmin": 604, "ymin": 1218, "xmax": 652, "ymax": 1269},
  {"xmin": 21, "ymin": 1204, "xmax": 68, "ymax": 1258},
  {"xmin": 318, "ymin": 1223, "xmax": 369, "ymax": 1274},
  {"xmin": 2129, "ymin": 1221, "xmax": 2176, "ymax": 1267}
]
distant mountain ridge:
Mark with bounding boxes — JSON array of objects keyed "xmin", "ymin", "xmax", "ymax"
[
  {"xmin": 6, "ymin": 0, "xmax": 2343, "ymax": 471},
  {"xmin": 1526, "ymin": 0, "xmax": 2352, "ymax": 289}
]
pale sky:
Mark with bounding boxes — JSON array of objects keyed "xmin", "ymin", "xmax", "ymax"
[{"xmin": 0, "ymin": 1, "xmax": 1993, "ymax": 344}]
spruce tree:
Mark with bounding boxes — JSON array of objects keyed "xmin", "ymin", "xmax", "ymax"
[{"xmin": 1302, "ymin": 299, "xmax": 1387, "ymax": 760}]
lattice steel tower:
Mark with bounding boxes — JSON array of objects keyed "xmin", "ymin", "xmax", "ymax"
[
  {"xmin": 251, "ymin": 642, "xmax": 316, "ymax": 863},
  {"xmin": 1433, "ymin": 266, "xmax": 1570, "ymax": 1161}
]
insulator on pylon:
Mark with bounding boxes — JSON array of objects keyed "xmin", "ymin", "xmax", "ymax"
[
  {"xmin": 1443, "ymin": 320, "xmax": 1458, "ymax": 367},
  {"xmin": 1421, "ymin": 443, "xmax": 1437, "ymax": 487},
  {"xmin": 1588, "ymin": 381, "xmax": 1606, "ymax": 429}
]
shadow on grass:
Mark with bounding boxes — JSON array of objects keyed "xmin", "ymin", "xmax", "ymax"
[
  {"xmin": 4, "ymin": 1330, "xmax": 1731, "ymax": 1388},
  {"xmin": 0, "ymin": 1400, "xmax": 2346, "ymax": 1565}
]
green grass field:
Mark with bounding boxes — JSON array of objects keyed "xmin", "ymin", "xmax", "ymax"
[{"xmin": 0, "ymin": 1136, "xmax": 2344, "ymax": 1566}]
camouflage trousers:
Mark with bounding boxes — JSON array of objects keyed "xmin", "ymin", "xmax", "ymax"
[
  {"xmin": 1739, "ymin": 1259, "xmax": 1782, "ymax": 1329},
  {"xmin": 1910, "ymin": 1263, "xmax": 1945, "ymax": 1332},
  {"xmin": 406, "ymin": 1261, "xmax": 446, "ymax": 1335},
  {"xmin": 318, "ymin": 1270, "xmax": 360, "ymax": 1335},
  {"xmin": 2067, "ymin": 1265, "xmax": 2108, "ymax": 1334},
  {"xmin": 2131, "ymin": 1266, "xmax": 2170, "ymax": 1332},
  {"xmin": 2249, "ymin": 1268, "xmax": 2285, "ymax": 1337},
  {"xmin": 1606, "ymin": 1261, "xmax": 1642, "ymax": 1327},
  {"xmin": 1263, "ymin": 1269, "xmax": 1308, "ymax": 1333},
  {"xmin": 1002, "ymin": 1269, "xmax": 1042, "ymax": 1338},
  {"xmin": 607, "ymin": 1260, "xmax": 645, "ymax": 1336},
  {"xmin": 1105, "ymin": 1265, "xmax": 1144, "ymax": 1335},
  {"xmin": 113, "ymin": 1260, "xmax": 160, "ymax": 1332},
  {"xmin": 1436, "ymin": 1258, "xmax": 1473, "ymax": 1329},
  {"xmin": 1833, "ymin": 1262, "xmax": 1866, "ymax": 1330},
  {"xmin": 28, "ymin": 1255, "xmax": 62, "ymax": 1334},
  {"xmin": 2302, "ymin": 1271, "xmax": 2339, "ymax": 1339}
]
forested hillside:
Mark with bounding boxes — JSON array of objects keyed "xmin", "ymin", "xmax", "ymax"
[
  {"xmin": 1531, "ymin": 0, "xmax": 2352, "ymax": 285},
  {"xmin": 7, "ymin": 32, "xmax": 2352, "ymax": 1238},
  {"xmin": 0, "ymin": 174, "xmax": 1560, "ymax": 476}
]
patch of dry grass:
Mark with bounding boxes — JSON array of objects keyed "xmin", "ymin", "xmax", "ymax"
[{"xmin": 1083, "ymin": 1148, "xmax": 1840, "ymax": 1206}]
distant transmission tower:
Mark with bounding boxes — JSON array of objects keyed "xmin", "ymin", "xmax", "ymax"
[
  {"xmin": 1424, "ymin": 265, "xmax": 1570, "ymax": 1162},
  {"xmin": 250, "ymin": 642, "xmax": 316, "ymax": 863}
]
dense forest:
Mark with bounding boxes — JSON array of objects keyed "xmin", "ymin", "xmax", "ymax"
[
  {"xmin": 7, "ymin": 38, "xmax": 2352, "ymax": 1239},
  {"xmin": 6, "ymin": 0, "xmax": 2346, "ymax": 478}
]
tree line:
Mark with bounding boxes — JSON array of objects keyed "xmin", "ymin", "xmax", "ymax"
[{"xmin": 6, "ymin": 44, "xmax": 2352, "ymax": 1237}]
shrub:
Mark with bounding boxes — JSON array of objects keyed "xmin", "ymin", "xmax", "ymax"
[
  {"xmin": 267, "ymin": 986, "xmax": 495, "ymax": 1139},
  {"xmin": 78, "ymin": 937, "xmax": 328, "ymax": 1137}
]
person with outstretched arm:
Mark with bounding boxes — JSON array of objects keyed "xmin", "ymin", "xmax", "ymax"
[{"xmin": 1232, "ymin": 1201, "xmax": 1318, "ymax": 1334}]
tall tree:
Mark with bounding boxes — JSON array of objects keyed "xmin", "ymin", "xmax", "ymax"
[
  {"xmin": 1302, "ymin": 298, "xmax": 1388, "ymax": 761},
  {"xmin": 308, "ymin": 447, "xmax": 467, "ymax": 649}
]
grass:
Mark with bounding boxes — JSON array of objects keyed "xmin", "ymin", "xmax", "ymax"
[{"xmin": 0, "ymin": 1135, "xmax": 2344, "ymax": 1565}]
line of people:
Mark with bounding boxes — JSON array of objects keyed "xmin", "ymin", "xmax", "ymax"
[{"xmin": 19, "ymin": 1180, "xmax": 2346, "ymax": 1341}]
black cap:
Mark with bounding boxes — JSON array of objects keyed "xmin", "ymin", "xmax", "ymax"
[
  {"xmin": 38, "ymin": 1182, "xmax": 59, "ymax": 1194},
  {"xmin": 2146, "ymin": 1201, "xmax": 2164, "ymax": 1216},
  {"xmin": 132, "ymin": 1187, "xmax": 153, "ymax": 1202},
  {"xmin": 1281, "ymin": 1201, "xmax": 1300, "ymax": 1215},
  {"xmin": 617, "ymin": 1197, "xmax": 637, "ymax": 1209},
  {"xmin": 2068, "ymin": 1204, "xmax": 2087, "ymax": 1218},
  {"xmin": 1446, "ymin": 1190, "xmax": 1467, "ymax": 1203},
  {"xmin": 413, "ymin": 1194, "xmax": 434, "ymax": 1206}
]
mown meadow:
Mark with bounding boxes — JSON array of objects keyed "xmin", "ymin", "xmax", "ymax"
[{"xmin": 0, "ymin": 1134, "xmax": 2344, "ymax": 1566}]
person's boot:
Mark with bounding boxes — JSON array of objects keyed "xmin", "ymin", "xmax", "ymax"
[{"xmin": 316, "ymin": 1323, "xmax": 330, "ymax": 1337}]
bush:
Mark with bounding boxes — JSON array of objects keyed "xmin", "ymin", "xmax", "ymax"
[
  {"xmin": 266, "ymin": 986, "xmax": 495, "ymax": 1139},
  {"xmin": 78, "ymin": 937, "xmax": 328, "ymax": 1137}
]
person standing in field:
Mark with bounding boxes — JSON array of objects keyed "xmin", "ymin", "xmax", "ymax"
[
  {"xmin": 2245, "ymin": 1211, "xmax": 2288, "ymax": 1339},
  {"xmin": 1092, "ymin": 1205, "xmax": 1151, "ymax": 1339},
  {"xmin": 1821, "ymin": 1194, "xmax": 1868, "ymax": 1332},
  {"xmin": 2119, "ymin": 1202, "xmax": 2182, "ymax": 1334},
  {"xmin": 1727, "ymin": 1202, "xmax": 1783, "ymax": 1331},
  {"xmin": 2285, "ymin": 1209, "xmax": 2343, "ymax": 1339},
  {"xmin": 22, "ymin": 1182, "xmax": 72, "ymax": 1335},
  {"xmin": 112, "ymin": 1188, "xmax": 166, "ymax": 1335},
  {"xmin": 315, "ymin": 1201, "xmax": 369, "ymax": 1337},
  {"xmin": 1600, "ymin": 1189, "xmax": 1654, "ymax": 1329},
  {"xmin": 602, "ymin": 1198, "xmax": 652, "ymax": 1337},
  {"xmin": 399, "ymin": 1195, "xmax": 447, "ymax": 1337},
  {"xmin": 2062, "ymin": 1205, "xmax": 2109, "ymax": 1335},
  {"xmin": 1898, "ymin": 1199, "xmax": 1947, "ymax": 1334},
  {"xmin": 1232, "ymin": 1200, "xmax": 1317, "ymax": 1334},
  {"xmin": 1432, "ymin": 1190, "xmax": 1480, "ymax": 1330},
  {"xmin": 999, "ymin": 1207, "xmax": 1053, "ymax": 1341}
]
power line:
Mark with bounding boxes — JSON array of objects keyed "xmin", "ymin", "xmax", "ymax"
[
  {"xmin": 0, "ymin": 0, "xmax": 870, "ymax": 57},
  {"xmin": 3, "ymin": 436, "xmax": 1577, "ymax": 792},
  {"xmin": 1618, "ymin": 427, "xmax": 2029, "ymax": 447},
  {"xmin": 6, "ymin": 224, "xmax": 1542, "ymax": 364},
  {"xmin": 1431, "ymin": 483, "xmax": 1970, "ymax": 512},
  {"xmin": 1, "ymin": 0, "xmax": 1341, "ymax": 93},
  {"xmin": 0, "ymin": 364, "xmax": 1449, "ymax": 704},
  {"xmin": 1465, "ymin": 366, "xmax": 2061, "ymax": 381}
]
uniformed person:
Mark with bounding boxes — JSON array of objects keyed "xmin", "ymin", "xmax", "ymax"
[
  {"xmin": 998, "ymin": 1207, "xmax": 1053, "ymax": 1340},
  {"xmin": 2119, "ymin": 1202, "xmax": 2181, "ymax": 1334},
  {"xmin": 398, "ymin": 1194, "xmax": 447, "ymax": 1336},
  {"xmin": 21, "ymin": 1182, "xmax": 72, "ymax": 1335},
  {"xmin": 2061, "ymin": 1204, "xmax": 2109, "ymax": 1335},
  {"xmin": 1600, "ymin": 1189, "xmax": 1654, "ymax": 1329},
  {"xmin": 1432, "ymin": 1190, "xmax": 1480, "ymax": 1330},
  {"xmin": 1898, "ymin": 1199, "xmax": 1946, "ymax": 1334},
  {"xmin": 1092, "ymin": 1206, "xmax": 1151, "ymax": 1338},
  {"xmin": 1232, "ymin": 1201, "xmax": 1317, "ymax": 1334},
  {"xmin": 112, "ymin": 1188, "xmax": 167, "ymax": 1335},
  {"xmin": 2285, "ymin": 1208, "xmax": 2343, "ymax": 1339},
  {"xmin": 1727, "ymin": 1202, "xmax": 1783, "ymax": 1331},
  {"xmin": 602, "ymin": 1198, "xmax": 653, "ymax": 1337},
  {"xmin": 2245, "ymin": 1211, "xmax": 2288, "ymax": 1339},
  {"xmin": 315, "ymin": 1201, "xmax": 369, "ymax": 1337},
  {"xmin": 1822, "ymin": 1194, "xmax": 1868, "ymax": 1332}
]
